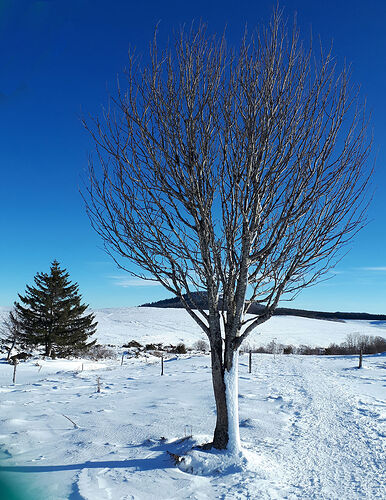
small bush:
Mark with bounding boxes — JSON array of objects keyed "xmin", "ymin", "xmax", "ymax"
[
  {"xmin": 175, "ymin": 343, "xmax": 187, "ymax": 354},
  {"xmin": 145, "ymin": 343, "xmax": 164, "ymax": 351},
  {"xmin": 164, "ymin": 343, "xmax": 187, "ymax": 354},
  {"xmin": 82, "ymin": 345, "xmax": 116, "ymax": 361},
  {"xmin": 8, "ymin": 352, "xmax": 31, "ymax": 364},
  {"xmin": 193, "ymin": 340, "xmax": 209, "ymax": 352},
  {"xmin": 123, "ymin": 340, "xmax": 143, "ymax": 349},
  {"xmin": 283, "ymin": 345, "xmax": 293, "ymax": 355}
]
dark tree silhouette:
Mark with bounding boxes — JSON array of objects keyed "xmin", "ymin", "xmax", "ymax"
[
  {"xmin": 13, "ymin": 261, "xmax": 97, "ymax": 357},
  {"xmin": 84, "ymin": 12, "xmax": 372, "ymax": 452}
]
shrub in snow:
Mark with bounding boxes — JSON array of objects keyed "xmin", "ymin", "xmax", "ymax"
[
  {"xmin": 193, "ymin": 340, "xmax": 209, "ymax": 352},
  {"xmin": 82, "ymin": 345, "xmax": 116, "ymax": 361},
  {"xmin": 160, "ymin": 343, "xmax": 187, "ymax": 354},
  {"xmin": 175, "ymin": 343, "xmax": 187, "ymax": 354},
  {"xmin": 8, "ymin": 352, "xmax": 31, "ymax": 364},
  {"xmin": 146, "ymin": 343, "xmax": 163, "ymax": 351},
  {"xmin": 123, "ymin": 340, "xmax": 143, "ymax": 349}
]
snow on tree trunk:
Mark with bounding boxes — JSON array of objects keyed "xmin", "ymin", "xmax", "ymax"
[{"xmin": 224, "ymin": 349, "xmax": 241, "ymax": 454}]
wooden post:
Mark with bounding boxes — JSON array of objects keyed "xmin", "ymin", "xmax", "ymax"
[
  {"xmin": 249, "ymin": 350, "xmax": 252, "ymax": 374},
  {"xmin": 161, "ymin": 354, "xmax": 164, "ymax": 376},
  {"xmin": 358, "ymin": 348, "xmax": 363, "ymax": 369},
  {"xmin": 121, "ymin": 352, "xmax": 125, "ymax": 366},
  {"xmin": 97, "ymin": 376, "xmax": 101, "ymax": 393},
  {"xmin": 12, "ymin": 360, "xmax": 18, "ymax": 384}
]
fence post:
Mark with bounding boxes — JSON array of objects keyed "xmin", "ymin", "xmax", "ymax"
[
  {"xmin": 12, "ymin": 359, "xmax": 18, "ymax": 384},
  {"xmin": 121, "ymin": 352, "xmax": 125, "ymax": 366},
  {"xmin": 358, "ymin": 348, "xmax": 363, "ymax": 369},
  {"xmin": 249, "ymin": 350, "xmax": 252, "ymax": 374},
  {"xmin": 161, "ymin": 354, "xmax": 164, "ymax": 376}
]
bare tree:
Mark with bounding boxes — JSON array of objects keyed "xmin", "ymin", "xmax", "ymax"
[
  {"xmin": 83, "ymin": 12, "xmax": 372, "ymax": 453},
  {"xmin": 0, "ymin": 309, "xmax": 24, "ymax": 361}
]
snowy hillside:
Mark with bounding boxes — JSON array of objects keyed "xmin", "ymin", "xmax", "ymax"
[
  {"xmin": 93, "ymin": 307, "xmax": 386, "ymax": 348},
  {"xmin": 2, "ymin": 305, "xmax": 385, "ymax": 348}
]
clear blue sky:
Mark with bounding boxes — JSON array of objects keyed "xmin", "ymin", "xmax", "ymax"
[{"xmin": 0, "ymin": 0, "xmax": 385, "ymax": 312}]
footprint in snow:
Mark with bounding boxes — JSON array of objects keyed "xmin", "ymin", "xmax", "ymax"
[{"xmin": 266, "ymin": 395, "xmax": 283, "ymax": 402}]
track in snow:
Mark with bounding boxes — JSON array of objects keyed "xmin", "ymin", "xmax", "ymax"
[{"xmin": 251, "ymin": 355, "xmax": 386, "ymax": 499}]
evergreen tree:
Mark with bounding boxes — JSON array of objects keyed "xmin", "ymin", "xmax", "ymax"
[{"xmin": 14, "ymin": 261, "xmax": 97, "ymax": 356}]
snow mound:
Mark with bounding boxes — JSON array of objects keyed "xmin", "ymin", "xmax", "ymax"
[{"xmin": 179, "ymin": 446, "xmax": 263, "ymax": 476}]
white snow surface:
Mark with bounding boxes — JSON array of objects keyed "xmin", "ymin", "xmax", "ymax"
[
  {"xmin": 0, "ymin": 308, "xmax": 385, "ymax": 499},
  {"xmin": 92, "ymin": 307, "xmax": 386, "ymax": 348},
  {"xmin": 1, "ymin": 305, "xmax": 386, "ymax": 348}
]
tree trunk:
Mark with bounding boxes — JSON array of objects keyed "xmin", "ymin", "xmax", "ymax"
[
  {"xmin": 6, "ymin": 338, "xmax": 16, "ymax": 361},
  {"xmin": 210, "ymin": 339, "xmax": 229, "ymax": 449},
  {"xmin": 45, "ymin": 340, "xmax": 52, "ymax": 357},
  {"xmin": 210, "ymin": 340, "xmax": 241, "ymax": 453}
]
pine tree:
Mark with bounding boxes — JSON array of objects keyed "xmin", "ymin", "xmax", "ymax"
[{"xmin": 14, "ymin": 261, "xmax": 97, "ymax": 356}]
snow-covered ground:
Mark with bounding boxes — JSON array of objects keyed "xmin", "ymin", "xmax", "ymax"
[
  {"xmin": 0, "ymin": 308, "xmax": 385, "ymax": 499},
  {"xmin": 93, "ymin": 307, "xmax": 386, "ymax": 348},
  {"xmin": 2, "ymin": 306, "xmax": 386, "ymax": 348}
]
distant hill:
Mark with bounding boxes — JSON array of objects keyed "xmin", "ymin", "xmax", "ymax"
[{"xmin": 140, "ymin": 292, "xmax": 386, "ymax": 321}]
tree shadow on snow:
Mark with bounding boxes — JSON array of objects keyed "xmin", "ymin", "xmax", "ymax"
[
  {"xmin": 0, "ymin": 437, "xmax": 200, "ymax": 479},
  {"xmin": 0, "ymin": 456, "xmax": 172, "ymax": 474}
]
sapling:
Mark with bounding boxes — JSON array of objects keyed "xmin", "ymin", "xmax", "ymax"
[{"xmin": 62, "ymin": 414, "xmax": 79, "ymax": 429}]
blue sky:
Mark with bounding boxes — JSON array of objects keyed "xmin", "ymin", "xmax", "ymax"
[{"xmin": 0, "ymin": 0, "xmax": 385, "ymax": 312}]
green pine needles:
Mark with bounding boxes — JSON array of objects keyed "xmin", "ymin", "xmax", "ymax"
[{"xmin": 12, "ymin": 260, "xmax": 97, "ymax": 357}]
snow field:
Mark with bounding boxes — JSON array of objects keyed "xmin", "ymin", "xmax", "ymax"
[
  {"xmin": 0, "ymin": 308, "xmax": 385, "ymax": 498},
  {"xmin": 92, "ymin": 307, "xmax": 386, "ymax": 349},
  {"xmin": 0, "ymin": 351, "xmax": 385, "ymax": 499},
  {"xmin": 2, "ymin": 306, "xmax": 386, "ymax": 349}
]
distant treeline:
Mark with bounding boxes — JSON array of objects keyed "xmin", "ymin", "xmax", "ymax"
[
  {"xmin": 140, "ymin": 292, "xmax": 386, "ymax": 321},
  {"xmin": 243, "ymin": 333, "xmax": 386, "ymax": 356}
]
